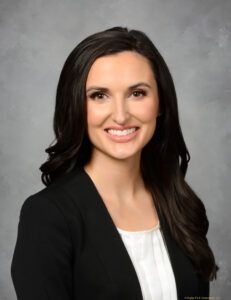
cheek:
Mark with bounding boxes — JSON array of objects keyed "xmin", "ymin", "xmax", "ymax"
[
  {"xmin": 87, "ymin": 104, "xmax": 107, "ymax": 127},
  {"xmin": 134, "ymin": 100, "xmax": 159, "ymax": 122}
]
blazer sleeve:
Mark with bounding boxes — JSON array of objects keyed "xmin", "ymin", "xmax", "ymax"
[
  {"xmin": 11, "ymin": 194, "xmax": 73, "ymax": 300},
  {"xmin": 198, "ymin": 277, "xmax": 210, "ymax": 297}
]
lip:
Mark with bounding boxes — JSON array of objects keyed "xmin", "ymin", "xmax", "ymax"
[{"xmin": 104, "ymin": 127, "xmax": 140, "ymax": 143}]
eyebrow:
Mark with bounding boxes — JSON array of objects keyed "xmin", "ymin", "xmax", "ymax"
[{"xmin": 86, "ymin": 82, "xmax": 152, "ymax": 93}]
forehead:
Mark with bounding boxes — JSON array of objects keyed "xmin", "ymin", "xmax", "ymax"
[{"xmin": 86, "ymin": 51, "xmax": 156, "ymax": 87}]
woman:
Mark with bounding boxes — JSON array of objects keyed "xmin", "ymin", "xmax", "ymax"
[{"xmin": 11, "ymin": 27, "xmax": 218, "ymax": 300}]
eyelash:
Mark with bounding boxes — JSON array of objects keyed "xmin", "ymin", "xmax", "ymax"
[
  {"xmin": 89, "ymin": 92, "xmax": 106, "ymax": 100},
  {"xmin": 132, "ymin": 90, "xmax": 146, "ymax": 97},
  {"xmin": 89, "ymin": 90, "xmax": 147, "ymax": 100}
]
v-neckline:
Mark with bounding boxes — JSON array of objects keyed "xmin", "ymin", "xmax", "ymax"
[
  {"xmin": 73, "ymin": 167, "xmax": 198, "ymax": 300},
  {"xmin": 77, "ymin": 167, "xmax": 144, "ymax": 298},
  {"xmin": 81, "ymin": 167, "xmax": 160, "ymax": 231},
  {"xmin": 78, "ymin": 166, "xmax": 168, "ymax": 234}
]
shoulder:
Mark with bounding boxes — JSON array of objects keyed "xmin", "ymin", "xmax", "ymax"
[
  {"xmin": 20, "ymin": 168, "xmax": 87, "ymax": 233},
  {"xmin": 11, "ymin": 171, "xmax": 85, "ymax": 298},
  {"xmin": 23, "ymin": 167, "xmax": 86, "ymax": 211}
]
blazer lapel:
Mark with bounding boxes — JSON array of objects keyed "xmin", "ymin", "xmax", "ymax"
[
  {"xmin": 73, "ymin": 168, "xmax": 143, "ymax": 299},
  {"xmin": 157, "ymin": 209, "xmax": 198, "ymax": 299},
  {"xmin": 69, "ymin": 167, "xmax": 198, "ymax": 300}
]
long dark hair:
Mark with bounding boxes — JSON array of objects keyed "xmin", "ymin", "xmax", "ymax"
[{"xmin": 40, "ymin": 26, "xmax": 218, "ymax": 280}]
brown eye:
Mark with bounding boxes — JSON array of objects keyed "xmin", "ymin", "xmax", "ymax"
[
  {"xmin": 132, "ymin": 90, "xmax": 146, "ymax": 97},
  {"xmin": 89, "ymin": 92, "xmax": 106, "ymax": 100}
]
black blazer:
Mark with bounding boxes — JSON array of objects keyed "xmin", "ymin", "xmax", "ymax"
[{"xmin": 11, "ymin": 167, "xmax": 209, "ymax": 300}]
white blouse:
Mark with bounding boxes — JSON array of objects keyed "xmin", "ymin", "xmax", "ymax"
[{"xmin": 116, "ymin": 221, "xmax": 178, "ymax": 300}]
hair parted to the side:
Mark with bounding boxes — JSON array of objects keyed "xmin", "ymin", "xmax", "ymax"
[{"xmin": 40, "ymin": 26, "xmax": 218, "ymax": 281}]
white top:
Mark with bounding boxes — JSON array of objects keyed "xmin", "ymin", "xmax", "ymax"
[{"xmin": 116, "ymin": 221, "xmax": 178, "ymax": 300}]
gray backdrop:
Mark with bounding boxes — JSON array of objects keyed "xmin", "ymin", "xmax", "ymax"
[{"xmin": 1, "ymin": 0, "xmax": 230, "ymax": 299}]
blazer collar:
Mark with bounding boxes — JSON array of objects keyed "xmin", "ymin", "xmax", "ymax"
[{"xmin": 69, "ymin": 167, "xmax": 198, "ymax": 299}]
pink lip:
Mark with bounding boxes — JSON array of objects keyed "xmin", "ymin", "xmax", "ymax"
[{"xmin": 104, "ymin": 127, "xmax": 140, "ymax": 143}]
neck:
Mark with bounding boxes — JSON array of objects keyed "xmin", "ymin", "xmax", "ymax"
[{"xmin": 84, "ymin": 151, "xmax": 145, "ymax": 205}]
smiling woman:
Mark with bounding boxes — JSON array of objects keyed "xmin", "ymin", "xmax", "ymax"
[
  {"xmin": 85, "ymin": 51, "xmax": 160, "ymax": 160},
  {"xmin": 11, "ymin": 27, "xmax": 218, "ymax": 300}
]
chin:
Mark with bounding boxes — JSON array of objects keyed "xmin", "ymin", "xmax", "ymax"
[{"xmin": 106, "ymin": 148, "xmax": 141, "ymax": 161}]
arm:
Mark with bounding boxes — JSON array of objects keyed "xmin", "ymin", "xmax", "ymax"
[{"xmin": 11, "ymin": 194, "xmax": 73, "ymax": 300}]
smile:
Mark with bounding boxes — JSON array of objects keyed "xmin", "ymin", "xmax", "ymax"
[
  {"xmin": 106, "ymin": 128, "xmax": 137, "ymax": 136},
  {"xmin": 104, "ymin": 127, "xmax": 140, "ymax": 143}
]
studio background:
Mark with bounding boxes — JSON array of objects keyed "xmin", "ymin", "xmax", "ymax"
[{"xmin": 0, "ymin": 0, "xmax": 230, "ymax": 299}]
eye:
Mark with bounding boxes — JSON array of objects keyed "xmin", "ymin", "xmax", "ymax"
[
  {"xmin": 89, "ymin": 91, "xmax": 107, "ymax": 100},
  {"xmin": 132, "ymin": 90, "xmax": 147, "ymax": 98}
]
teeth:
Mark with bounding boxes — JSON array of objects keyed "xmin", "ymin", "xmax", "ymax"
[{"xmin": 107, "ymin": 128, "xmax": 137, "ymax": 136}]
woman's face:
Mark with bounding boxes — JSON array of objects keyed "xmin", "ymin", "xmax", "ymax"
[{"xmin": 85, "ymin": 51, "xmax": 160, "ymax": 162}]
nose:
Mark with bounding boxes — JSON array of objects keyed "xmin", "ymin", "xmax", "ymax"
[{"xmin": 111, "ymin": 97, "xmax": 130, "ymax": 125}]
